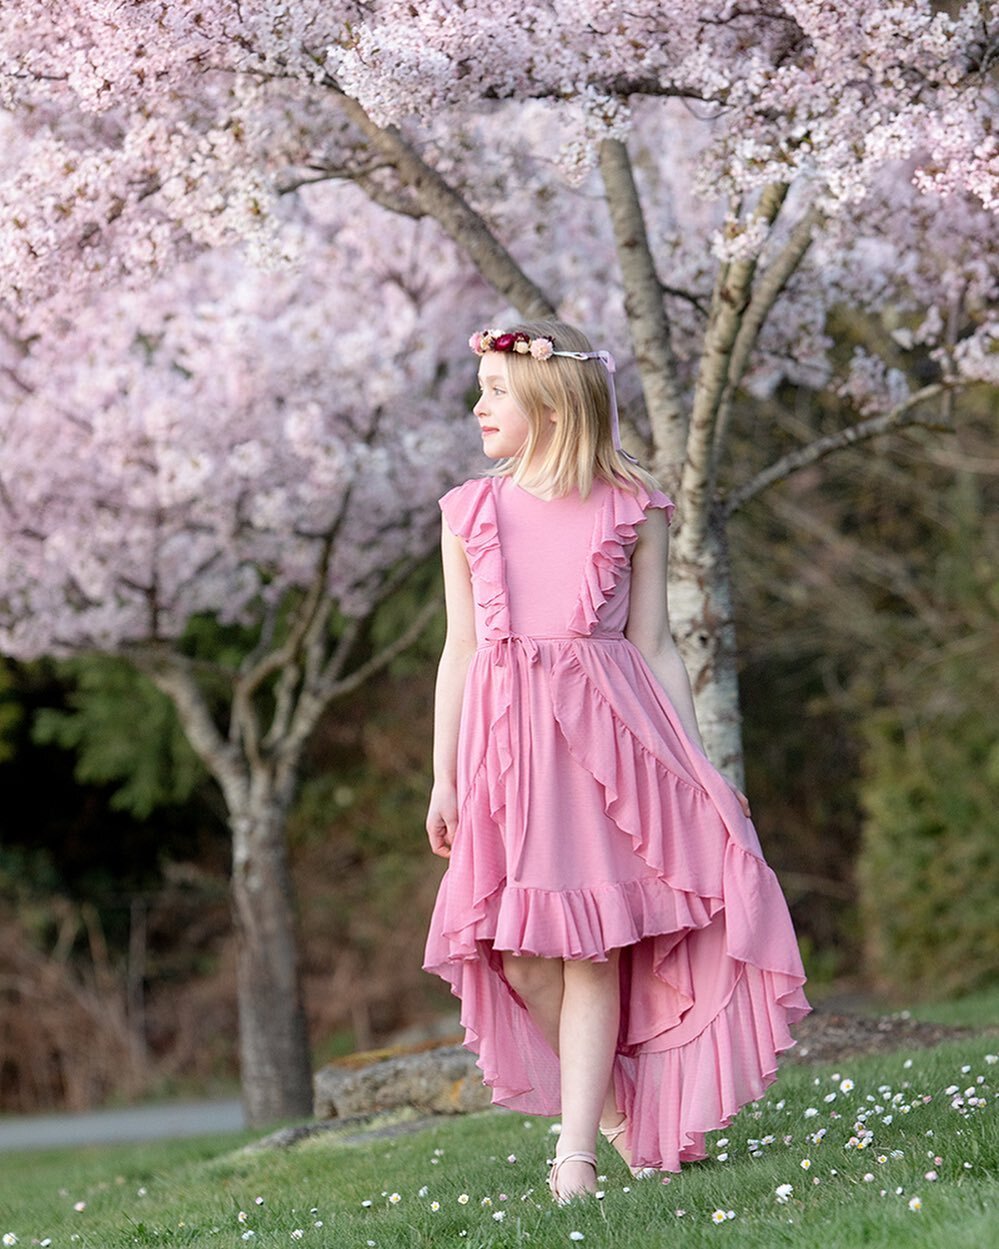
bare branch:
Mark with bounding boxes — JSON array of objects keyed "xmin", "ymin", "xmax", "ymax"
[
  {"xmin": 767, "ymin": 493, "xmax": 949, "ymax": 635},
  {"xmin": 263, "ymin": 595, "xmax": 333, "ymax": 753},
  {"xmin": 319, "ymin": 616, "xmax": 363, "ymax": 691},
  {"xmin": 725, "ymin": 382, "xmax": 953, "ymax": 515},
  {"xmin": 325, "ymin": 595, "xmax": 440, "ymax": 702},
  {"xmin": 132, "ymin": 649, "xmax": 247, "ymax": 808},
  {"xmin": 290, "ymin": 550, "xmax": 432, "ymax": 743},
  {"xmin": 661, "ymin": 282, "xmax": 709, "ymax": 317},
  {"xmin": 277, "ymin": 159, "xmax": 395, "ymax": 194},
  {"xmin": 598, "ymin": 138, "xmax": 689, "ymax": 477},
  {"xmin": 236, "ymin": 484, "xmax": 352, "ymax": 699}
]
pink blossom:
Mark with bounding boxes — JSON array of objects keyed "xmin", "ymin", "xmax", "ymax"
[{"xmin": 530, "ymin": 338, "xmax": 554, "ymax": 361}]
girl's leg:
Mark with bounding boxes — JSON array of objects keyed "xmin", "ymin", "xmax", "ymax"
[
  {"xmin": 555, "ymin": 951, "xmax": 621, "ymax": 1195},
  {"xmin": 502, "ymin": 950, "xmax": 624, "ymax": 1198},
  {"xmin": 501, "ymin": 953, "xmax": 563, "ymax": 1052}
]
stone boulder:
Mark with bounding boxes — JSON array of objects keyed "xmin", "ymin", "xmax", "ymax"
[{"xmin": 313, "ymin": 1043, "xmax": 493, "ymax": 1120}]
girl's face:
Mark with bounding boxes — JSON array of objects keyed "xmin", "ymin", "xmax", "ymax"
[{"xmin": 473, "ymin": 353, "xmax": 532, "ymax": 459}]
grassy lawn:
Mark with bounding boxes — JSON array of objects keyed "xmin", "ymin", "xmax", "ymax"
[
  {"xmin": 908, "ymin": 984, "xmax": 999, "ymax": 1029},
  {"xmin": 1, "ymin": 1036, "xmax": 997, "ymax": 1249}
]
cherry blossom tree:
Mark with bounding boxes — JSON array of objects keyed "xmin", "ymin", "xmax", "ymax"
[
  {"xmin": 2, "ymin": 1, "xmax": 997, "ymax": 1118},
  {"xmin": 0, "ymin": 181, "xmax": 485, "ymax": 1121}
]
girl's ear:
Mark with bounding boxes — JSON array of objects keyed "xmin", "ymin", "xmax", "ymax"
[{"xmin": 545, "ymin": 406, "xmax": 558, "ymax": 424}]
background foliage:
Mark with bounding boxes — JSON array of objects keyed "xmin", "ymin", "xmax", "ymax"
[{"xmin": 2, "ymin": 397, "xmax": 997, "ymax": 1111}]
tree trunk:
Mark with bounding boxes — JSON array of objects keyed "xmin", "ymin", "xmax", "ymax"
[
  {"xmin": 141, "ymin": 657, "xmax": 315, "ymax": 1125},
  {"xmin": 669, "ymin": 502, "xmax": 745, "ymax": 788},
  {"xmin": 229, "ymin": 788, "xmax": 314, "ymax": 1126}
]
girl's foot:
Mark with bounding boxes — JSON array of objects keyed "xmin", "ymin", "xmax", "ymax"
[
  {"xmin": 599, "ymin": 1115, "xmax": 658, "ymax": 1180},
  {"xmin": 548, "ymin": 1150, "xmax": 598, "ymax": 1204}
]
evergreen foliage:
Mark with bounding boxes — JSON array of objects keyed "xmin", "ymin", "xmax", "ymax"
[
  {"xmin": 857, "ymin": 475, "xmax": 999, "ymax": 999},
  {"xmin": 0, "ymin": 659, "xmax": 21, "ymax": 764},
  {"xmin": 32, "ymin": 657, "xmax": 205, "ymax": 820}
]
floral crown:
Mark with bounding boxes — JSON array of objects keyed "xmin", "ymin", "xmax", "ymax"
[
  {"xmin": 469, "ymin": 328, "xmax": 554, "ymax": 360},
  {"xmin": 468, "ymin": 326, "xmax": 638, "ymax": 463}
]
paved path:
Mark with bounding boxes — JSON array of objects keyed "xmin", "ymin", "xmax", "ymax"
[{"xmin": 0, "ymin": 1099, "xmax": 246, "ymax": 1152}]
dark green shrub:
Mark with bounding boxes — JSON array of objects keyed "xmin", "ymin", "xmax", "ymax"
[{"xmin": 857, "ymin": 668, "xmax": 999, "ymax": 999}]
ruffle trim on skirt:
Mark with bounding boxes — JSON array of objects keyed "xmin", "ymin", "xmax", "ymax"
[
  {"xmin": 424, "ymin": 910, "xmax": 809, "ymax": 1173},
  {"xmin": 618, "ymin": 963, "xmax": 810, "ymax": 1172},
  {"xmin": 427, "ymin": 873, "xmax": 720, "ymax": 965}
]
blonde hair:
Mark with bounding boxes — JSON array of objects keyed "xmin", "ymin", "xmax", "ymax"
[{"xmin": 484, "ymin": 319, "xmax": 651, "ymax": 499}]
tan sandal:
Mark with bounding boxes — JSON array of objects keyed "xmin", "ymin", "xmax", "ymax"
[
  {"xmin": 599, "ymin": 1116, "xmax": 658, "ymax": 1179},
  {"xmin": 547, "ymin": 1149, "xmax": 598, "ymax": 1205}
]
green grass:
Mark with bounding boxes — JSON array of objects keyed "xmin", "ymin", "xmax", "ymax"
[
  {"xmin": 907, "ymin": 984, "xmax": 999, "ymax": 1030},
  {"xmin": 1, "ymin": 1038, "xmax": 996, "ymax": 1249}
]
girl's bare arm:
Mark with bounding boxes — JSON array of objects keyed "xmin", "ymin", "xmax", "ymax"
[
  {"xmin": 625, "ymin": 509, "xmax": 707, "ymax": 751},
  {"xmin": 426, "ymin": 521, "xmax": 478, "ymax": 857}
]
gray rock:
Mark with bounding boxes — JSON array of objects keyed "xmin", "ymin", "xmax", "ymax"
[{"xmin": 313, "ymin": 1044, "xmax": 493, "ymax": 1120}]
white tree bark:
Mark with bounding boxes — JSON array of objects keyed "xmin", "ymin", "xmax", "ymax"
[
  {"xmin": 598, "ymin": 145, "xmax": 784, "ymax": 779},
  {"xmin": 599, "ymin": 139, "xmax": 689, "ymax": 476},
  {"xmin": 668, "ymin": 512, "xmax": 745, "ymax": 786}
]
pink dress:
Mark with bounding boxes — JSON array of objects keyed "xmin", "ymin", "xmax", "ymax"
[{"xmin": 423, "ymin": 474, "xmax": 810, "ymax": 1174}]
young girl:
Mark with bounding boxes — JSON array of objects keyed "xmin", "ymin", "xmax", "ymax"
[{"xmin": 424, "ymin": 320, "xmax": 809, "ymax": 1202}]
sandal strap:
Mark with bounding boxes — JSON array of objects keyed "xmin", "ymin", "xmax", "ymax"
[
  {"xmin": 599, "ymin": 1118, "xmax": 627, "ymax": 1144},
  {"xmin": 548, "ymin": 1150, "xmax": 597, "ymax": 1203},
  {"xmin": 552, "ymin": 1149, "xmax": 598, "ymax": 1173}
]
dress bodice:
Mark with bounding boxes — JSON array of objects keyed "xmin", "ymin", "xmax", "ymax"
[{"xmin": 440, "ymin": 475, "xmax": 674, "ymax": 645}]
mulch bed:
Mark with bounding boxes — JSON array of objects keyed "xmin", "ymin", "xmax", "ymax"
[{"xmin": 786, "ymin": 1007, "xmax": 996, "ymax": 1065}]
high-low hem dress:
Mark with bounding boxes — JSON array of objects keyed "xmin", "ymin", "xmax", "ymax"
[{"xmin": 423, "ymin": 474, "xmax": 810, "ymax": 1176}]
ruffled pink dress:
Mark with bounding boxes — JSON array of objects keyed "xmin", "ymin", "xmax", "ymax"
[{"xmin": 423, "ymin": 474, "xmax": 810, "ymax": 1174}]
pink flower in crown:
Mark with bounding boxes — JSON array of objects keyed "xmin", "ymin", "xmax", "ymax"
[
  {"xmin": 530, "ymin": 337, "xmax": 554, "ymax": 360},
  {"xmin": 468, "ymin": 331, "xmax": 485, "ymax": 354}
]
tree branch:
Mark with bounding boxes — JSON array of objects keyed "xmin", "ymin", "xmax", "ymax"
[
  {"xmin": 712, "ymin": 202, "xmax": 822, "ymax": 458},
  {"xmin": 263, "ymin": 595, "xmax": 332, "ymax": 754},
  {"xmin": 725, "ymin": 382, "xmax": 953, "ymax": 516},
  {"xmin": 235, "ymin": 485, "xmax": 352, "ymax": 702},
  {"xmin": 277, "ymin": 159, "xmax": 395, "ymax": 195},
  {"xmin": 326, "ymin": 81, "xmax": 556, "ymax": 319},
  {"xmin": 679, "ymin": 182, "xmax": 789, "ymax": 549},
  {"xmin": 132, "ymin": 649, "xmax": 247, "ymax": 809},
  {"xmin": 278, "ymin": 595, "xmax": 440, "ymax": 769},
  {"xmin": 326, "ymin": 595, "xmax": 441, "ymax": 702},
  {"xmin": 598, "ymin": 138, "xmax": 689, "ymax": 477},
  {"xmin": 767, "ymin": 493, "xmax": 949, "ymax": 636}
]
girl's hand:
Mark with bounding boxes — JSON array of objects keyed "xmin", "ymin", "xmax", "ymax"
[
  {"xmin": 729, "ymin": 783, "xmax": 752, "ymax": 820},
  {"xmin": 426, "ymin": 782, "xmax": 459, "ymax": 858}
]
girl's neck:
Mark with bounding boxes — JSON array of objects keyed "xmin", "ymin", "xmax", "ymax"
[{"xmin": 515, "ymin": 463, "xmax": 559, "ymax": 500}]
